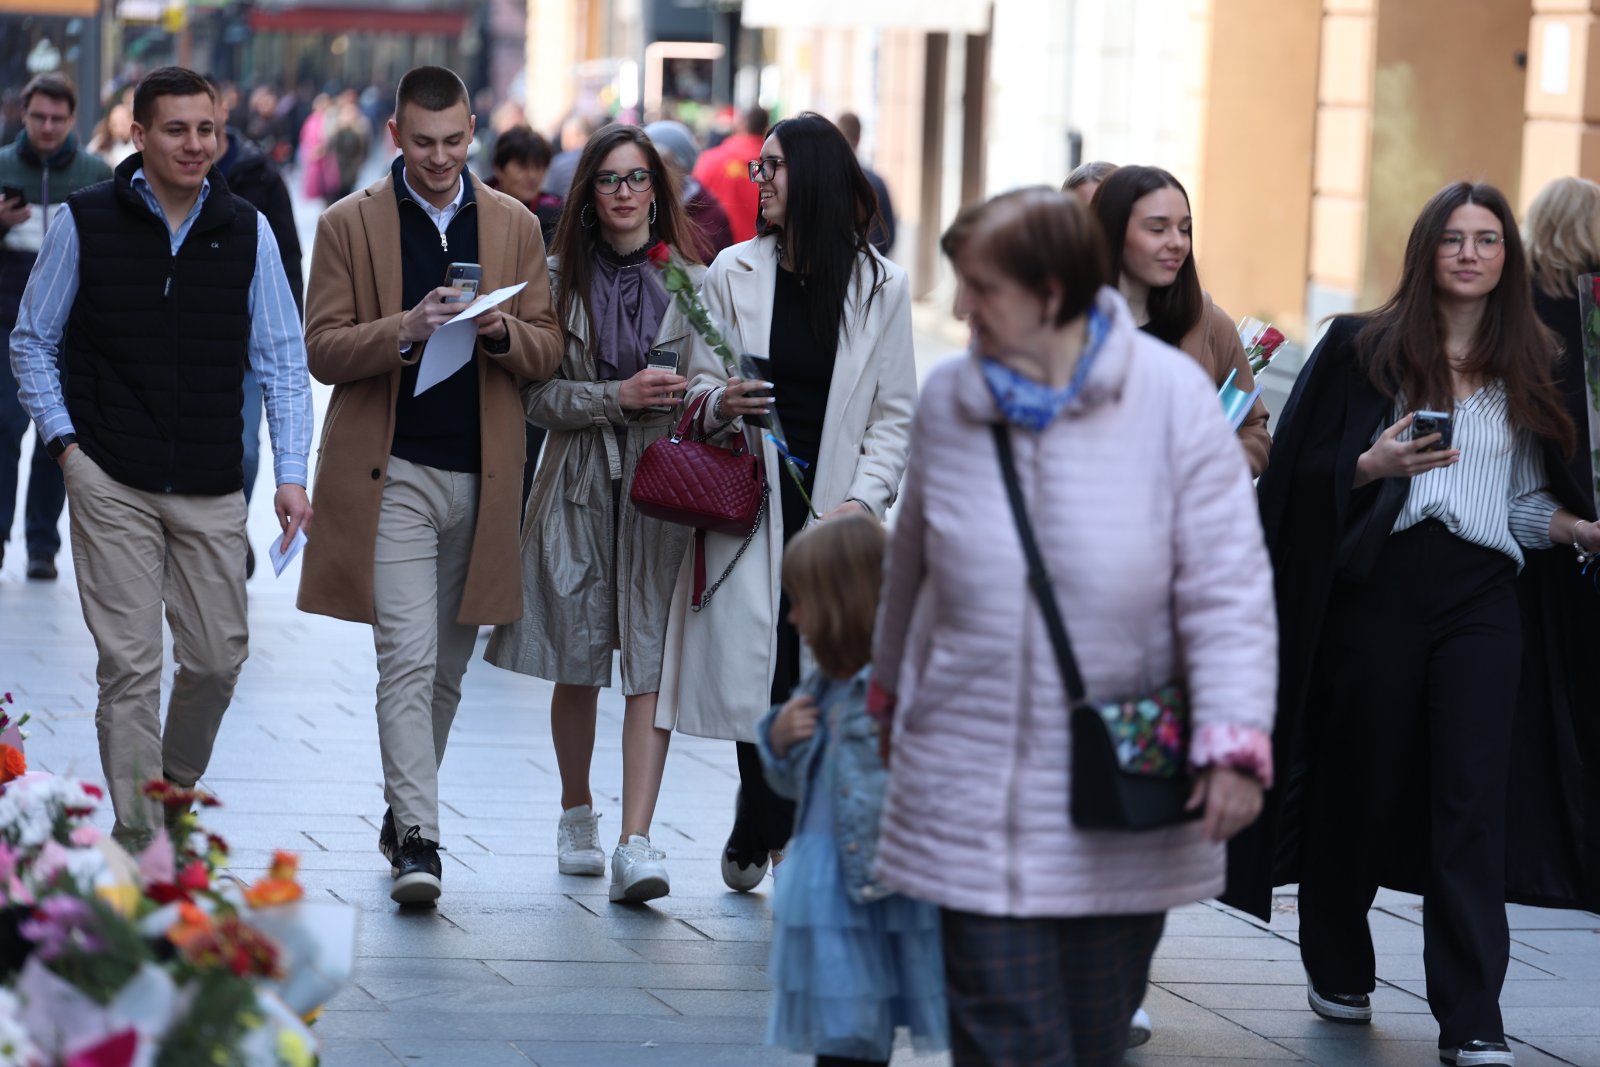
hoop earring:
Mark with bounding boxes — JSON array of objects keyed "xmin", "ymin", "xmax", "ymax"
[
  {"xmin": 580, "ymin": 203, "xmax": 595, "ymax": 228},
  {"xmin": 648, "ymin": 200, "xmax": 657, "ymax": 227}
]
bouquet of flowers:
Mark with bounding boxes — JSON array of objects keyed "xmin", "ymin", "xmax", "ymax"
[
  {"xmin": 645, "ymin": 241, "xmax": 818, "ymax": 519},
  {"xmin": 1, "ymin": 693, "xmax": 26, "ymax": 787},
  {"xmin": 1218, "ymin": 318, "xmax": 1287, "ymax": 432},
  {"xmin": 0, "ymin": 745, "xmax": 355, "ymax": 1067}
]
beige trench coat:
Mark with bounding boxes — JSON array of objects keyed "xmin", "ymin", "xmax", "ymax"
[
  {"xmin": 655, "ymin": 235, "xmax": 918, "ymax": 741},
  {"xmin": 296, "ymin": 171, "xmax": 563, "ymax": 625},
  {"xmin": 483, "ymin": 255, "xmax": 705, "ymax": 693}
]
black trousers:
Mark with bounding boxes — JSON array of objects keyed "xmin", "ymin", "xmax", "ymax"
[
  {"xmin": 730, "ymin": 587, "xmax": 801, "ymax": 854},
  {"xmin": 941, "ymin": 909, "xmax": 1164, "ymax": 1067},
  {"xmin": 1298, "ymin": 521, "xmax": 1520, "ymax": 1047}
]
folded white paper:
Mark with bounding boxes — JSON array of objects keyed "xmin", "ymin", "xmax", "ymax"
[
  {"xmin": 268, "ymin": 528, "xmax": 308, "ymax": 577},
  {"xmin": 413, "ymin": 281, "xmax": 529, "ymax": 396}
]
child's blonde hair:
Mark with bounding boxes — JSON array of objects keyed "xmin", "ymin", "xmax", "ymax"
[{"xmin": 781, "ymin": 514, "xmax": 885, "ymax": 679}]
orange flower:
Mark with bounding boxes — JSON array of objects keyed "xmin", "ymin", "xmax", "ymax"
[
  {"xmin": 244, "ymin": 851, "xmax": 304, "ymax": 908},
  {"xmin": 0, "ymin": 744, "xmax": 24, "ymax": 783},
  {"xmin": 167, "ymin": 901, "xmax": 214, "ymax": 951}
]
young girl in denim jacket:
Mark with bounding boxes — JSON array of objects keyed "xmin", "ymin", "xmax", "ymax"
[{"xmin": 757, "ymin": 515, "xmax": 947, "ymax": 1067}]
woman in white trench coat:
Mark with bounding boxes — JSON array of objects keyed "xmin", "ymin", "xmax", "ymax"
[{"xmin": 654, "ymin": 112, "xmax": 918, "ymax": 890}]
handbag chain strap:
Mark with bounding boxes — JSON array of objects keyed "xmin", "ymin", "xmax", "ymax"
[
  {"xmin": 690, "ymin": 484, "xmax": 769, "ymax": 612},
  {"xmin": 991, "ymin": 424, "xmax": 1088, "ymax": 705}
]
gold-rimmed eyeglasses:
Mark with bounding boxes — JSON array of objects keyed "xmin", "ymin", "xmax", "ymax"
[{"xmin": 1438, "ymin": 231, "xmax": 1503, "ymax": 259}]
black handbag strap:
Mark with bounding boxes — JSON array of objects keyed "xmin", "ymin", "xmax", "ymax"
[{"xmin": 991, "ymin": 423, "xmax": 1088, "ymax": 706}]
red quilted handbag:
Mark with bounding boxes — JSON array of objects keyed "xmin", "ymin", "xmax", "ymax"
[{"xmin": 630, "ymin": 392, "xmax": 768, "ymax": 610}]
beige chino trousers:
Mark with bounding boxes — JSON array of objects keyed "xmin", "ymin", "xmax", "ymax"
[
  {"xmin": 62, "ymin": 449, "xmax": 249, "ymax": 844},
  {"xmin": 372, "ymin": 456, "xmax": 479, "ymax": 844}
]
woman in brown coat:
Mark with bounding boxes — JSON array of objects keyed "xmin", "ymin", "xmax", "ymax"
[{"xmin": 1093, "ymin": 165, "xmax": 1271, "ymax": 475}]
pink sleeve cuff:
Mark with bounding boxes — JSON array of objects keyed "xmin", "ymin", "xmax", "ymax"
[{"xmin": 1190, "ymin": 723, "xmax": 1273, "ymax": 788}]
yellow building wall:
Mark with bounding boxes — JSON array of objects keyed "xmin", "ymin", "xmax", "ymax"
[
  {"xmin": 1523, "ymin": 0, "xmax": 1600, "ymax": 212},
  {"xmin": 1196, "ymin": 0, "xmax": 1321, "ymax": 336}
]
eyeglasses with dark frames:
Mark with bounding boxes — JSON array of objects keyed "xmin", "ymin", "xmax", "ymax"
[
  {"xmin": 747, "ymin": 157, "xmax": 786, "ymax": 183},
  {"xmin": 594, "ymin": 169, "xmax": 655, "ymax": 195}
]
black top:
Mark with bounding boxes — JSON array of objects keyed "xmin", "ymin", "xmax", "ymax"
[
  {"xmin": 1531, "ymin": 277, "xmax": 1597, "ymax": 497},
  {"xmin": 768, "ymin": 265, "xmax": 838, "ymax": 541},
  {"xmin": 390, "ymin": 156, "xmax": 482, "ymax": 474}
]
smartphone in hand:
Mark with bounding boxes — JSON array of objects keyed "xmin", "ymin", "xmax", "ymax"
[
  {"xmin": 646, "ymin": 349, "xmax": 680, "ymax": 413},
  {"xmin": 738, "ymin": 354, "xmax": 774, "ymax": 397},
  {"xmin": 443, "ymin": 262, "xmax": 482, "ymax": 304},
  {"xmin": 1412, "ymin": 410, "xmax": 1453, "ymax": 452},
  {"xmin": 1, "ymin": 185, "xmax": 25, "ymax": 209}
]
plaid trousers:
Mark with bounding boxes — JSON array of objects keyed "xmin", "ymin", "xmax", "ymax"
[{"xmin": 940, "ymin": 909, "xmax": 1165, "ymax": 1067}]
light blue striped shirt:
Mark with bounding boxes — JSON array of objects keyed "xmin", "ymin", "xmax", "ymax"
[
  {"xmin": 1390, "ymin": 382, "xmax": 1560, "ymax": 567},
  {"xmin": 7, "ymin": 170, "xmax": 312, "ymax": 486}
]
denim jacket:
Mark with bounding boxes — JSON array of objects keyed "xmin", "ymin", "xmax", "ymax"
[{"xmin": 756, "ymin": 665, "xmax": 893, "ymax": 905}]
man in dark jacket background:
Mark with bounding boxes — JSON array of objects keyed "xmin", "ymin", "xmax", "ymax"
[
  {"xmin": 0, "ymin": 73, "xmax": 111, "ymax": 579},
  {"xmin": 211, "ymin": 83, "xmax": 304, "ymax": 576}
]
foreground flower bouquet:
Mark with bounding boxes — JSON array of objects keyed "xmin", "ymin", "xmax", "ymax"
[
  {"xmin": 1218, "ymin": 318, "xmax": 1286, "ymax": 432},
  {"xmin": 0, "ymin": 769, "xmax": 355, "ymax": 1066},
  {"xmin": 646, "ymin": 241, "xmax": 818, "ymax": 520}
]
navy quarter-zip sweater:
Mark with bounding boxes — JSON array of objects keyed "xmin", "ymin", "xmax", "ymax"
[{"xmin": 391, "ymin": 156, "xmax": 482, "ymax": 474}]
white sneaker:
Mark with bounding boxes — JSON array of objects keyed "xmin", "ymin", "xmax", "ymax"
[
  {"xmin": 556, "ymin": 805, "xmax": 605, "ymax": 876},
  {"xmin": 610, "ymin": 834, "xmax": 670, "ymax": 903},
  {"xmin": 1128, "ymin": 1007, "xmax": 1153, "ymax": 1048}
]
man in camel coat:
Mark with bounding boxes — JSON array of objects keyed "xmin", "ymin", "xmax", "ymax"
[{"xmin": 297, "ymin": 65, "xmax": 562, "ymax": 905}]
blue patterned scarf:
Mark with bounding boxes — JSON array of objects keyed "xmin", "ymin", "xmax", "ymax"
[{"xmin": 981, "ymin": 306, "xmax": 1110, "ymax": 432}]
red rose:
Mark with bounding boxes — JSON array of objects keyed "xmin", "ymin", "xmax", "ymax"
[
  {"xmin": 645, "ymin": 241, "xmax": 671, "ymax": 267},
  {"xmin": 178, "ymin": 862, "xmax": 209, "ymax": 892},
  {"xmin": 1259, "ymin": 326, "xmax": 1286, "ymax": 357}
]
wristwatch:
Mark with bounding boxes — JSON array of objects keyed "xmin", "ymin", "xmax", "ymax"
[{"xmin": 46, "ymin": 433, "xmax": 77, "ymax": 458}]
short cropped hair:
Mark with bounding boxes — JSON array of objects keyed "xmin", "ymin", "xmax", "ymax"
[
  {"xmin": 395, "ymin": 66, "xmax": 470, "ymax": 118},
  {"xmin": 741, "ymin": 104, "xmax": 770, "ymax": 138},
  {"xmin": 493, "ymin": 126, "xmax": 553, "ymax": 172},
  {"xmin": 836, "ymin": 112, "xmax": 862, "ymax": 148},
  {"xmin": 942, "ymin": 187, "xmax": 1110, "ymax": 326},
  {"xmin": 780, "ymin": 514, "xmax": 885, "ymax": 680},
  {"xmin": 22, "ymin": 73, "xmax": 76, "ymax": 114},
  {"xmin": 132, "ymin": 67, "xmax": 214, "ymax": 128}
]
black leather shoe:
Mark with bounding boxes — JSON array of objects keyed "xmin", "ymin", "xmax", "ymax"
[
  {"xmin": 378, "ymin": 807, "xmax": 398, "ymax": 872},
  {"xmin": 390, "ymin": 825, "xmax": 441, "ymax": 906},
  {"xmin": 1439, "ymin": 1039, "xmax": 1514, "ymax": 1065},
  {"xmin": 25, "ymin": 557, "xmax": 56, "ymax": 580},
  {"xmin": 1307, "ymin": 982, "xmax": 1372, "ymax": 1023}
]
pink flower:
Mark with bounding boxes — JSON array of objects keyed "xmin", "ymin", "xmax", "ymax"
[{"xmin": 70, "ymin": 825, "xmax": 102, "ymax": 847}]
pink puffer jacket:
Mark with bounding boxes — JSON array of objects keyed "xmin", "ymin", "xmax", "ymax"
[{"xmin": 872, "ymin": 287, "xmax": 1276, "ymax": 918}]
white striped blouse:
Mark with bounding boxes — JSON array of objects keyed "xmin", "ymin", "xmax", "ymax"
[{"xmin": 1389, "ymin": 382, "xmax": 1560, "ymax": 567}]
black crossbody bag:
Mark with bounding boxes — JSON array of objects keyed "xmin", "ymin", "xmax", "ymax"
[{"xmin": 991, "ymin": 424, "xmax": 1200, "ymax": 831}]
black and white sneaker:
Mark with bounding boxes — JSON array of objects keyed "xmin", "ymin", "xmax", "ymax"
[
  {"xmin": 1440, "ymin": 1040, "xmax": 1514, "ymax": 1066},
  {"xmin": 378, "ymin": 807, "xmax": 398, "ymax": 873},
  {"xmin": 1307, "ymin": 982, "xmax": 1372, "ymax": 1023},
  {"xmin": 390, "ymin": 825, "xmax": 442, "ymax": 906}
]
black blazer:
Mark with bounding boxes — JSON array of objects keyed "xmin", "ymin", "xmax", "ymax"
[{"xmin": 1222, "ymin": 316, "xmax": 1600, "ymax": 919}]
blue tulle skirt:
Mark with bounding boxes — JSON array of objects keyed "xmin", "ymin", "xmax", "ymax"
[{"xmin": 765, "ymin": 831, "xmax": 949, "ymax": 1060}]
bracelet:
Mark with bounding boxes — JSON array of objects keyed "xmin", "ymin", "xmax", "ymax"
[
  {"xmin": 1576, "ymin": 519, "xmax": 1594, "ymax": 564},
  {"xmin": 712, "ymin": 392, "xmax": 726, "ymax": 423}
]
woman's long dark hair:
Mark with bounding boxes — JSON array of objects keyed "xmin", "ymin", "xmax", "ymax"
[
  {"xmin": 1090, "ymin": 165, "xmax": 1203, "ymax": 345},
  {"xmin": 756, "ymin": 112, "xmax": 886, "ymax": 347},
  {"xmin": 1354, "ymin": 181, "xmax": 1573, "ymax": 451},
  {"xmin": 550, "ymin": 123, "xmax": 701, "ymax": 338}
]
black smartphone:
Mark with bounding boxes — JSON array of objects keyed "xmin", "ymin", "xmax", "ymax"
[
  {"xmin": 1, "ymin": 185, "xmax": 24, "ymax": 208},
  {"xmin": 1412, "ymin": 410, "xmax": 1453, "ymax": 451},
  {"xmin": 646, "ymin": 348, "xmax": 680, "ymax": 412},
  {"xmin": 443, "ymin": 262, "xmax": 482, "ymax": 303},
  {"xmin": 738, "ymin": 354, "xmax": 773, "ymax": 397}
]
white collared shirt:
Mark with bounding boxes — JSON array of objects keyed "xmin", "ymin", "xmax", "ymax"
[{"xmin": 400, "ymin": 167, "xmax": 465, "ymax": 234}]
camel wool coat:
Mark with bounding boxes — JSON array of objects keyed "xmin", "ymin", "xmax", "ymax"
[
  {"xmin": 1178, "ymin": 293, "xmax": 1272, "ymax": 477},
  {"xmin": 483, "ymin": 254, "xmax": 704, "ymax": 692},
  {"xmin": 654, "ymin": 235, "xmax": 918, "ymax": 741},
  {"xmin": 296, "ymin": 171, "xmax": 563, "ymax": 625}
]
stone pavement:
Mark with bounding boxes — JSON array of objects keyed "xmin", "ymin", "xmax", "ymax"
[{"xmin": 2, "ymin": 159, "xmax": 1597, "ymax": 1066}]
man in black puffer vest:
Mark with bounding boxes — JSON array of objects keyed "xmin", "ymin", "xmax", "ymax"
[{"xmin": 7, "ymin": 67, "xmax": 314, "ymax": 847}]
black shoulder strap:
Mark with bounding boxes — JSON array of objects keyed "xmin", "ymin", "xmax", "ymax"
[{"xmin": 991, "ymin": 424, "xmax": 1087, "ymax": 705}]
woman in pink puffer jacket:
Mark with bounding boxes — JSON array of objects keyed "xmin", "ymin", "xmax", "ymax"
[{"xmin": 870, "ymin": 187, "xmax": 1277, "ymax": 1067}]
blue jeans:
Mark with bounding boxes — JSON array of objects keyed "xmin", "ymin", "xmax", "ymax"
[
  {"xmin": 241, "ymin": 367, "xmax": 263, "ymax": 504},
  {"xmin": 0, "ymin": 334, "xmax": 65, "ymax": 560}
]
